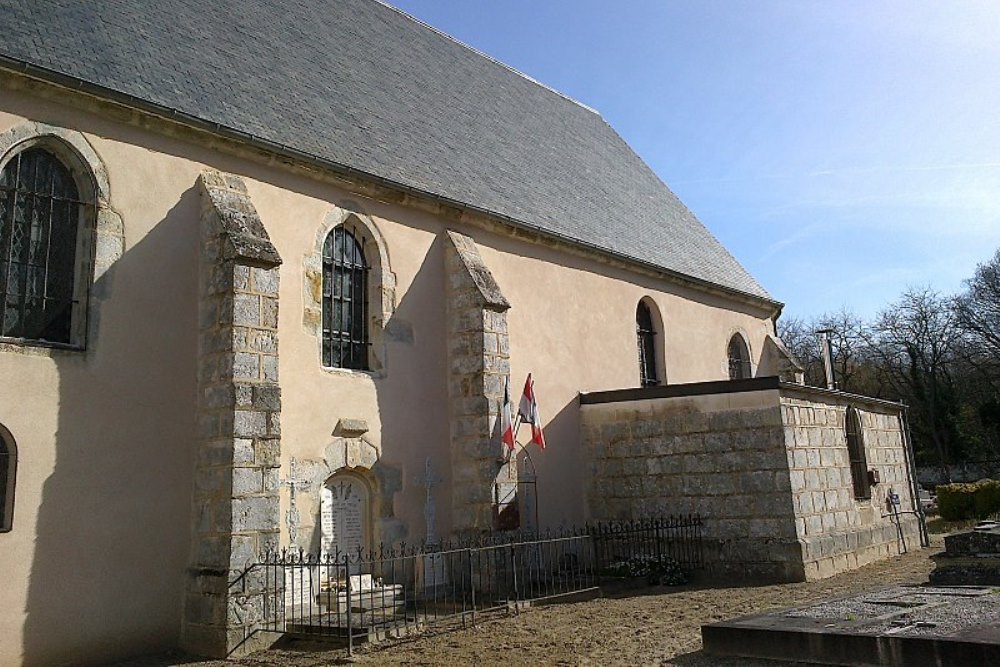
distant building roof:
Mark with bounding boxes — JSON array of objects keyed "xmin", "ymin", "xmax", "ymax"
[{"xmin": 0, "ymin": 0, "xmax": 773, "ymax": 302}]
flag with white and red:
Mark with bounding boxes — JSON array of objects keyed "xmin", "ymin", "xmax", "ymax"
[
  {"xmin": 517, "ymin": 373, "xmax": 546, "ymax": 449},
  {"xmin": 500, "ymin": 377, "xmax": 516, "ymax": 451}
]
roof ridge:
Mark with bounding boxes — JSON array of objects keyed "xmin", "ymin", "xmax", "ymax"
[{"xmin": 373, "ymin": 0, "xmax": 599, "ymax": 115}]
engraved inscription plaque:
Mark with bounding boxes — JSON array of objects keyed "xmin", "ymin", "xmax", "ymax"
[{"xmin": 321, "ymin": 475, "xmax": 369, "ymax": 556}]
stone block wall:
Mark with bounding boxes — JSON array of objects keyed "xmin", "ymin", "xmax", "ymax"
[
  {"xmin": 582, "ymin": 388, "xmax": 805, "ymax": 581},
  {"xmin": 181, "ymin": 171, "xmax": 282, "ymax": 658},
  {"xmin": 781, "ymin": 389, "xmax": 921, "ymax": 579},
  {"xmin": 583, "ymin": 379, "xmax": 924, "ymax": 583}
]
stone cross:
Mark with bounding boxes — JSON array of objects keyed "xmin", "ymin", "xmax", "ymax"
[
  {"xmin": 280, "ymin": 457, "xmax": 312, "ymax": 547},
  {"xmin": 418, "ymin": 458, "xmax": 442, "ymax": 544}
]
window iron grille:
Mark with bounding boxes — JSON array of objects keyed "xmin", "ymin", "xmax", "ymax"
[
  {"xmin": 636, "ymin": 302, "xmax": 658, "ymax": 387},
  {"xmin": 322, "ymin": 225, "xmax": 370, "ymax": 370},
  {"xmin": 727, "ymin": 334, "xmax": 752, "ymax": 380},
  {"xmin": 845, "ymin": 406, "xmax": 871, "ymax": 500},
  {"xmin": 0, "ymin": 148, "xmax": 85, "ymax": 344}
]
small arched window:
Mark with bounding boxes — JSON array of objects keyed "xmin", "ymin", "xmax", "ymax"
[
  {"xmin": 636, "ymin": 301, "xmax": 658, "ymax": 387},
  {"xmin": 0, "ymin": 147, "xmax": 89, "ymax": 345},
  {"xmin": 845, "ymin": 407, "xmax": 870, "ymax": 500},
  {"xmin": 322, "ymin": 224, "xmax": 369, "ymax": 370},
  {"xmin": 0, "ymin": 425, "xmax": 16, "ymax": 532},
  {"xmin": 727, "ymin": 334, "xmax": 752, "ymax": 380}
]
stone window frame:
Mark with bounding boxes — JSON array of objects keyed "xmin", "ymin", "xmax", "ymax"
[
  {"xmin": 0, "ymin": 423, "xmax": 16, "ymax": 532},
  {"xmin": 636, "ymin": 297, "xmax": 664, "ymax": 387},
  {"xmin": 726, "ymin": 330, "xmax": 753, "ymax": 380},
  {"xmin": 0, "ymin": 122, "xmax": 124, "ymax": 354},
  {"xmin": 304, "ymin": 205, "xmax": 394, "ymax": 377},
  {"xmin": 845, "ymin": 406, "xmax": 871, "ymax": 500}
]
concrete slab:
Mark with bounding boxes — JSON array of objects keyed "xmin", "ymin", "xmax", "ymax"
[{"xmin": 702, "ymin": 585, "xmax": 1000, "ymax": 666}]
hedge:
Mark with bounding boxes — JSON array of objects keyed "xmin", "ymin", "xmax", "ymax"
[{"xmin": 936, "ymin": 479, "xmax": 1000, "ymax": 520}]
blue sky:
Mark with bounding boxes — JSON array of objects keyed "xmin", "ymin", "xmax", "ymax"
[{"xmin": 388, "ymin": 0, "xmax": 1000, "ymax": 320}]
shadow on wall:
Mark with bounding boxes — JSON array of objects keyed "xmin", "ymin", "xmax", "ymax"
[
  {"xmin": 21, "ymin": 187, "xmax": 200, "ymax": 666},
  {"xmin": 296, "ymin": 224, "xmax": 452, "ymax": 554},
  {"xmin": 516, "ymin": 394, "xmax": 584, "ymax": 529},
  {"xmin": 369, "ymin": 232, "xmax": 449, "ymax": 544}
]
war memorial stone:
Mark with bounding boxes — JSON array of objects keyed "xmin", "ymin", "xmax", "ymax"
[{"xmin": 321, "ymin": 477, "xmax": 368, "ymax": 556}]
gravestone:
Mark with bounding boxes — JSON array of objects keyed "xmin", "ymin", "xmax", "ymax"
[
  {"xmin": 930, "ymin": 523, "xmax": 1000, "ymax": 585},
  {"xmin": 416, "ymin": 459, "xmax": 448, "ymax": 595},
  {"xmin": 282, "ymin": 566, "xmax": 316, "ymax": 612},
  {"xmin": 321, "ymin": 476, "xmax": 369, "ymax": 557}
]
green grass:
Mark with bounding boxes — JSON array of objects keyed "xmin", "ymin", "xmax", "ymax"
[{"xmin": 925, "ymin": 517, "xmax": 981, "ymax": 535}]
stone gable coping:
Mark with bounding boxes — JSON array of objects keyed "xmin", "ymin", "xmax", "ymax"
[
  {"xmin": 445, "ymin": 230, "xmax": 510, "ymax": 312},
  {"xmin": 199, "ymin": 170, "xmax": 282, "ymax": 268}
]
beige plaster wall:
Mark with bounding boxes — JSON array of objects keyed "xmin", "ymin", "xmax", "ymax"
[
  {"xmin": 0, "ymin": 99, "xmax": 200, "ymax": 665},
  {"xmin": 0, "ymin": 82, "xmax": 777, "ymax": 662}
]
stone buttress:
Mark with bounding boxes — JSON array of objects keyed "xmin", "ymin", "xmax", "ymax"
[
  {"xmin": 181, "ymin": 171, "xmax": 282, "ymax": 657},
  {"xmin": 444, "ymin": 230, "xmax": 514, "ymax": 535}
]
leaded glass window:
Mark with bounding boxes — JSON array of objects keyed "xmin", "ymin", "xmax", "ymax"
[
  {"xmin": 636, "ymin": 301, "xmax": 658, "ymax": 387},
  {"xmin": 322, "ymin": 225, "xmax": 369, "ymax": 369},
  {"xmin": 728, "ymin": 334, "xmax": 752, "ymax": 380},
  {"xmin": 846, "ymin": 407, "xmax": 871, "ymax": 500},
  {"xmin": 0, "ymin": 148, "xmax": 83, "ymax": 344}
]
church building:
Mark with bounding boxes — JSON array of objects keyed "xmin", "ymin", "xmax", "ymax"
[{"xmin": 0, "ymin": 1, "xmax": 922, "ymax": 663}]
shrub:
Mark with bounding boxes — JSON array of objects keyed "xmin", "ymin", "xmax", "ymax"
[
  {"xmin": 974, "ymin": 479, "xmax": 1000, "ymax": 518},
  {"xmin": 601, "ymin": 554, "xmax": 688, "ymax": 586},
  {"xmin": 937, "ymin": 483, "xmax": 977, "ymax": 520},
  {"xmin": 937, "ymin": 479, "xmax": 1000, "ymax": 520}
]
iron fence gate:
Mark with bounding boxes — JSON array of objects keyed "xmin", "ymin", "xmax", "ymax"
[{"xmin": 234, "ymin": 516, "xmax": 703, "ymax": 654}]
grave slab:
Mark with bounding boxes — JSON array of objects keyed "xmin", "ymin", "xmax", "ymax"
[{"xmin": 702, "ymin": 585, "xmax": 1000, "ymax": 666}]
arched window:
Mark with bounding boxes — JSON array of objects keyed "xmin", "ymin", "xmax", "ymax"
[
  {"xmin": 727, "ymin": 333, "xmax": 752, "ymax": 380},
  {"xmin": 636, "ymin": 301, "xmax": 659, "ymax": 387},
  {"xmin": 322, "ymin": 224, "xmax": 369, "ymax": 369},
  {"xmin": 0, "ymin": 425, "xmax": 16, "ymax": 532},
  {"xmin": 845, "ymin": 407, "xmax": 870, "ymax": 500},
  {"xmin": 0, "ymin": 147, "xmax": 90, "ymax": 345}
]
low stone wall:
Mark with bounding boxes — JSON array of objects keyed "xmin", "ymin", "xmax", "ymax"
[
  {"xmin": 582, "ymin": 383, "xmax": 804, "ymax": 581},
  {"xmin": 581, "ymin": 378, "xmax": 923, "ymax": 583}
]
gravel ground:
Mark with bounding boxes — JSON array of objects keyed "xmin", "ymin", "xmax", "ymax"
[{"xmin": 124, "ymin": 538, "xmax": 942, "ymax": 667}]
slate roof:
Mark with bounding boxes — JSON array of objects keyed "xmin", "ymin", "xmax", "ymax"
[{"xmin": 0, "ymin": 0, "xmax": 773, "ymax": 301}]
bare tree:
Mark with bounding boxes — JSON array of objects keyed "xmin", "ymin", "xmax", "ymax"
[
  {"xmin": 955, "ymin": 249, "xmax": 1000, "ymax": 376},
  {"xmin": 954, "ymin": 250, "xmax": 1000, "ymax": 462},
  {"xmin": 777, "ymin": 308, "xmax": 878, "ymax": 394},
  {"xmin": 776, "ymin": 316, "xmax": 823, "ymax": 386},
  {"xmin": 867, "ymin": 288, "xmax": 963, "ymax": 475}
]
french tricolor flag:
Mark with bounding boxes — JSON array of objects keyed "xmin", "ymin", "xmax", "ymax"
[
  {"xmin": 517, "ymin": 373, "xmax": 546, "ymax": 449},
  {"xmin": 501, "ymin": 377, "xmax": 516, "ymax": 451}
]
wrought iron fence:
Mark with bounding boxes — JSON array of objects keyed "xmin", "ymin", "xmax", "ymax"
[{"xmin": 236, "ymin": 515, "xmax": 703, "ymax": 655}]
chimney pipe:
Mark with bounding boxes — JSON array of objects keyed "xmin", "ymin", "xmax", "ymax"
[{"xmin": 815, "ymin": 328, "xmax": 836, "ymax": 390}]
